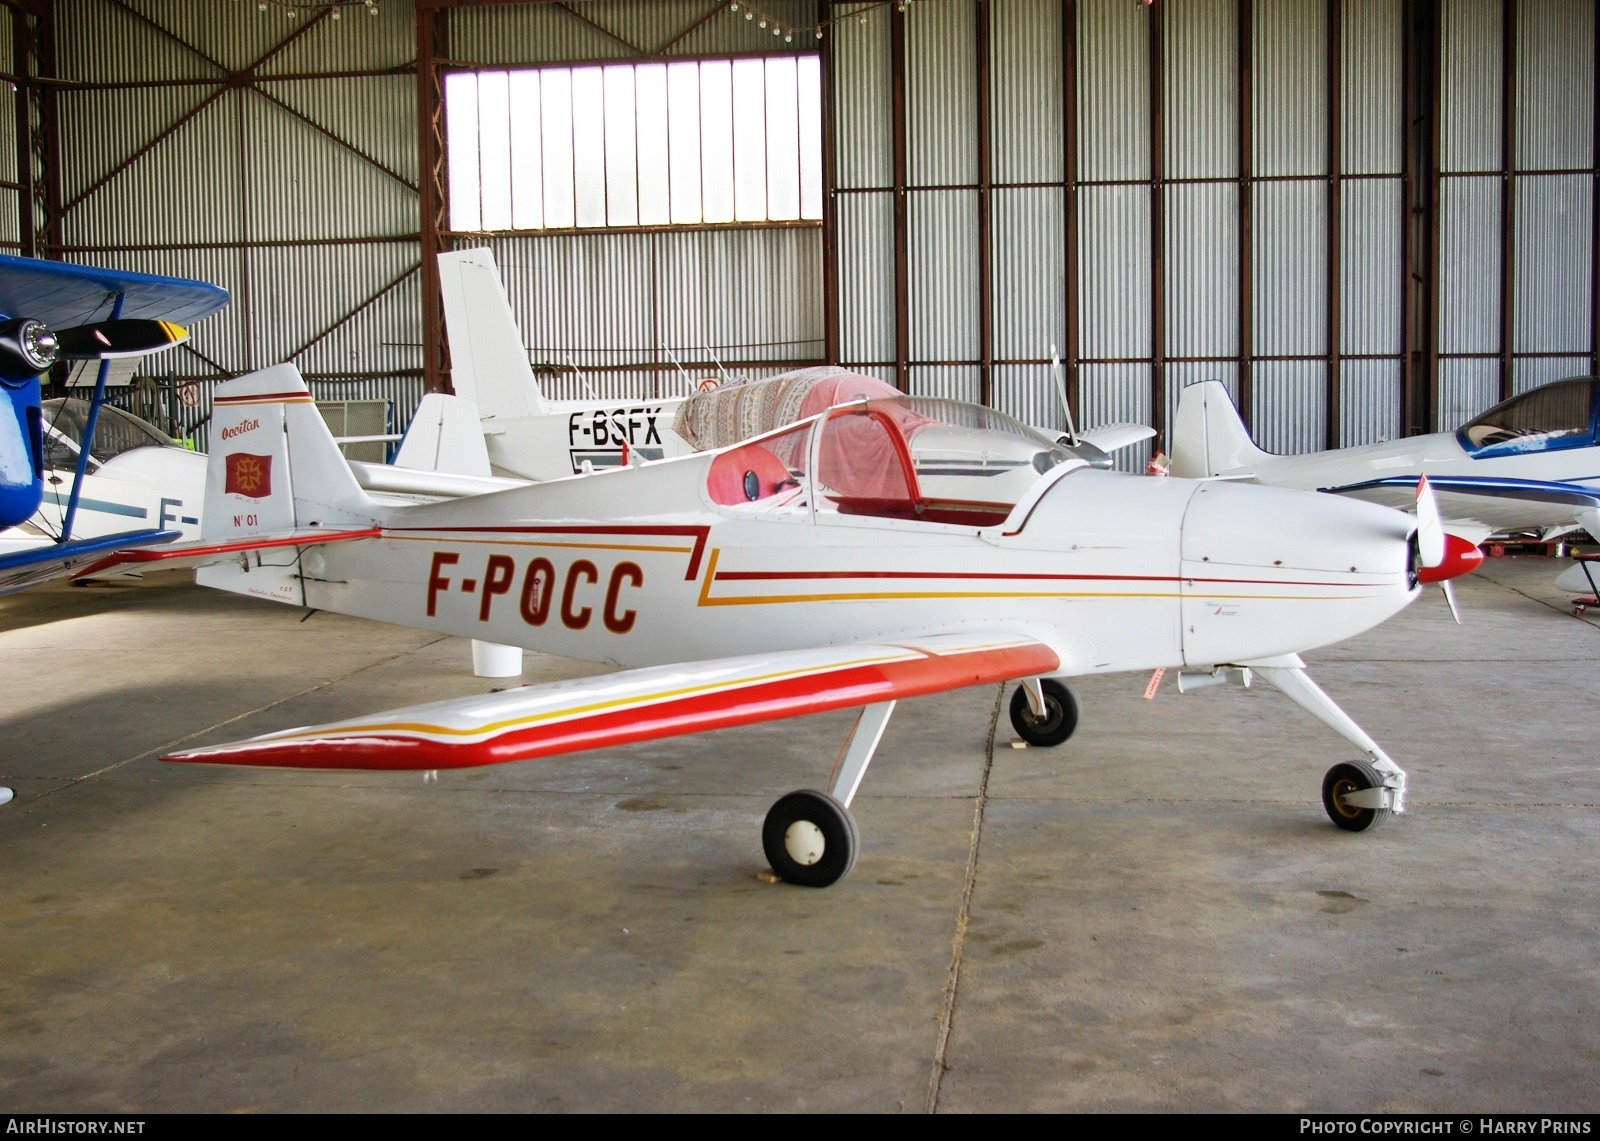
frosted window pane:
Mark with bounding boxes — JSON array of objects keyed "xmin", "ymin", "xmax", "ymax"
[
  {"xmin": 541, "ymin": 70, "xmax": 576, "ymax": 229},
  {"xmin": 636, "ymin": 64, "xmax": 671, "ymax": 226},
  {"xmin": 509, "ymin": 71, "xmax": 544, "ymax": 229},
  {"xmin": 732, "ymin": 59, "xmax": 766, "ymax": 221},
  {"xmin": 667, "ymin": 62, "xmax": 702, "ymax": 223},
  {"xmin": 572, "ymin": 68, "xmax": 607, "ymax": 228},
  {"xmin": 699, "ymin": 60, "xmax": 735, "ymax": 224},
  {"xmin": 477, "ymin": 72, "xmax": 512, "ymax": 231},
  {"xmin": 765, "ymin": 58, "xmax": 799, "ymax": 221},
  {"xmin": 798, "ymin": 56, "xmax": 823, "ymax": 220},
  {"xmin": 603, "ymin": 66, "xmax": 639, "ymax": 226},
  {"xmin": 445, "ymin": 72, "xmax": 481, "ymax": 231}
]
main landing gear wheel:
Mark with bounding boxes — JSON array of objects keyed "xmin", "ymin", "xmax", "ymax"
[
  {"xmin": 1321, "ymin": 760, "xmax": 1392, "ymax": 833},
  {"xmin": 1009, "ymin": 679, "xmax": 1079, "ymax": 747},
  {"xmin": 762, "ymin": 789, "xmax": 859, "ymax": 887}
]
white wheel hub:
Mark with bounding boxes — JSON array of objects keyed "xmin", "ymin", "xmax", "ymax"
[{"xmin": 784, "ymin": 820, "xmax": 826, "ymax": 866}]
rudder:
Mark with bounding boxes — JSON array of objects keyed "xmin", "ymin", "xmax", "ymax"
[{"xmin": 1169, "ymin": 379, "xmax": 1270, "ymax": 478}]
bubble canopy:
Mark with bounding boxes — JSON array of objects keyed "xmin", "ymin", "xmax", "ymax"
[{"xmin": 703, "ymin": 388, "xmax": 1078, "ymax": 526}]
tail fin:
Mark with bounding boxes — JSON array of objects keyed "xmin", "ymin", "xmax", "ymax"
[
  {"xmin": 393, "ymin": 392, "xmax": 493, "ymax": 477},
  {"xmin": 437, "ymin": 248, "xmax": 549, "ymax": 420},
  {"xmin": 203, "ymin": 363, "xmax": 380, "ymax": 543},
  {"xmin": 1168, "ymin": 379, "xmax": 1270, "ymax": 478}
]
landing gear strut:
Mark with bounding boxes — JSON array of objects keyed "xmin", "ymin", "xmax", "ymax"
[
  {"xmin": 761, "ymin": 701, "xmax": 894, "ymax": 887},
  {"xmin": 1009, "ymin": 678, "xmax": 1078, "ymax": 746}
]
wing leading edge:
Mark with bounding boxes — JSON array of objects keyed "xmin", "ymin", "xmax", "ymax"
[{"xmin": 164, "ymin": 632, "xmax": 1060, "ymax": 771}]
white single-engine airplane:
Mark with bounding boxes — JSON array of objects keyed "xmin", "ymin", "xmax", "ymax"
[
  {"xmin": 1170, "ymin": 376, "xmax": 1600, "ymax": 545},
  {"xmin": 432, "ymin": 248, "xmax": 1153, "ymax": 481},
  {"xmin": 87, "ymin": 362, "xmax": 1478, "ymax": 886}
]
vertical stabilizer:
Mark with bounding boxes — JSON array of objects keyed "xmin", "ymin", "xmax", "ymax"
[
  {"xmin": 203, "ymin": 363, "xmax": 378, "ymax": 543},
  {"xmin": 437, "ymin": 248, "xmax": 549, "ymax": 420},
  {"xmin": 393, "ymin": 392, "xmax": 493, "ymax": 476},
  {"xmin": 1169, "ymin": 379, "xmax": 1271, "ymax": 478}
]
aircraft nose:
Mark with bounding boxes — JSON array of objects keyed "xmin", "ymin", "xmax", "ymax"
[{"xmin": 1179, "ymin": 481, "xmax": 1416, "ymax": 666}]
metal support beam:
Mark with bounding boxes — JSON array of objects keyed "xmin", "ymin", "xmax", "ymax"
[
  {"xmin": 1498, "ymin": 0, "xmax": 1516, "ymax": 402},
  {"xmin": 1426, "ymin": 0, "xmax": 1443, "ymax": 433},
  {"xmin": 1063, "ymin": 0, "xmax": 1080, "ymax": 432},
  {"xmin": 11, "ymin": 6, "xmax": 34, "ymax": 257},
  {"xmin": 1400, "ymin": 0, "xmax": 1417, "ymax": 436},
  {"xmin": 820, "ymin": 0, "xmax": 839, "ymax": 366},
  {"xmin": 1327, "ymin": 0, "xmax": 1343, "ymax": 449},
  {"xmin": 1237, "ymin": 0, "xmax": 1253, "ymax": 430},
  {"xmin": 977, "ymin": 0, "xmax": 992, "ymax": 407},
  {"xmin": 417, "ymin": 2, "xmax": 451, "ymax": 394},
  {"xmin": 1148, "ymin": 0, "xmax": 1165, "ymax": 442},
  {"xmin": 1593, "ymin": 0, "xmax": 1599, "ymax": 379},
  {"xmin": 891, "ymin": 1, "xmax": 909, "ymax": 392}
]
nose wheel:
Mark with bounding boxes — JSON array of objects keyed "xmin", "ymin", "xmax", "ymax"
[
  {"xmin": 1321, "ymin": 760, "xmax": 1393, "ymax": 832},
  {"xmin": 1009, "ymin": 679, "xmax": 1079, "ymax": 746},
  {"xmin": 763, "ymin": 789, "xmax": 859, "ymax": 887}
]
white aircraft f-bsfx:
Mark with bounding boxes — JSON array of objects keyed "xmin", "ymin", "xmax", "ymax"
[
  {"xmin": 88, "ymin": 362, "xmax": 1478, "ymax": 887},
  {"xmin": 1170, "ymin": 376, "xmax": 1600, "ymax": 545},
  {"xmin": 426, "ymin": 247, "xmax": 1155, "ymax": 481}
]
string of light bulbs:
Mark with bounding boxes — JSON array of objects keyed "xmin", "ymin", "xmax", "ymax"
[
  {"xmin": 239, "ymin": 0, "xmax": 379, "ymax": 19},
  {"xmin": 237, "ymin": 1, "xmax": 930, "ymax": 33}
]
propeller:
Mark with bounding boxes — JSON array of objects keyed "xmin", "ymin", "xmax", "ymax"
[
  {"xmin": 0, "ymin": 316, "xmax": 189, "ymax": 382},
  {"xmin": 1412, "ymin": 475, "xmax": 1483, "ymax": 624}
]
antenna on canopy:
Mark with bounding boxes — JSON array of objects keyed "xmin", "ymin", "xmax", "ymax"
[
  {"xmin": 704, "ymin": 343, "xmax": 732, "ymax": 388},
  {"xmin": 665, "ymin": 347, "xmax": 694, "ymax": 398},
  {"xmin": 1051, "ymin": 343, "xmax": 1079, "ymax": 447},
  {"xmin": 563, "ymin": 353, "xmax": 599, "ymax": 401}
]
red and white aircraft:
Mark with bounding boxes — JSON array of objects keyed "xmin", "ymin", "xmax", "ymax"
[{"xmin": 89, "ymin": 363, "xmax": 1479, "ymax": 886}]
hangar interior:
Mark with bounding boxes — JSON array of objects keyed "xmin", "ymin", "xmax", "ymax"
[{"xmin": 2, "ymin": 0, "xmax": 1600, "ymax": 1116}]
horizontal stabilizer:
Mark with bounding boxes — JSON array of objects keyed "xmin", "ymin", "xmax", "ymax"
[
  {"xmin": 1076, "ymin": 422, "xmax": 1156, "ymax": 454},
  {"xmin": 74, "ymin": 526, "xmax": 381, "ymax": 581},
  {"xmin": 0, "ymin": 528, "xmax": 178, "ymax": 595},
  {"xmin": 164, "ymin": 632, "xmax": 1060, "ymax": 771}
]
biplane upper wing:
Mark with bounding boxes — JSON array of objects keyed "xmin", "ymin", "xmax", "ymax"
[
  {"xmin": 0, "ymin": 255, "xmax": 230, "ymax": 326},
  {"xmin": 163, "ymin": 632, "xmax": 1060, "ymax": 771}
]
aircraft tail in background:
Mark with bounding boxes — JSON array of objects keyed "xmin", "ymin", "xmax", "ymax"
[
  {"xmin": 1169, "ymin": 379, "xmax": 1271, "ymax": 479},
  {"xmin": 437, "ymin": 247, "xmax": 550, "ymax": 422}
]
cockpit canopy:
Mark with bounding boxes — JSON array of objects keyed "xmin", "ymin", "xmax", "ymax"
[
  {"xmin": 40, "ymin": 397, "xmax": 176, "ymax": 469},
  {"xmin": 704, "ymin": 389, "xmax": 1077, "ymax": 527},
  {"xmin": 1458, "ymin": 377, "xmax": 1600, "ymax": 458}
]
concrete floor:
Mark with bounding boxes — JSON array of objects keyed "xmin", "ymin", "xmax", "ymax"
[{"xmin": 1, "ymin": 557, "xmax": 1596, "ymax": 1112}]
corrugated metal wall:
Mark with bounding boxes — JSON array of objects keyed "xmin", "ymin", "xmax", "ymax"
[
  {"xmin": 37, "ymin": 0, "xmax": 422, "ymax": 445},
  {"xmin": 829, "ymin": 0, "xmax": 1418, "ymax": 467},
  {"xmin": 1438, "ymin": 0, "xmax": 1597, "ymax": 428}
]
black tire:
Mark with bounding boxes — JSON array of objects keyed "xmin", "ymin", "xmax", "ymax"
[
  {"xmin": 761, "ymin": 789, "xmax": 859, "ymax": 887},
  {"xmin": 1321, "ymin": 760, "xmax": 1393, "ymax": 832},
  {"xmin": 1008, "ymin": 679, "xmax": 1079, "ymax": 747}
]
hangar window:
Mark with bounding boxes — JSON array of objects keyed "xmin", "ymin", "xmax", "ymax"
[{"xmin": 446, "ymin": 57, "xmax": 823, "ymax": 232}]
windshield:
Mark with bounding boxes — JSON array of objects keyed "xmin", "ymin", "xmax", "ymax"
[
  {"xmin": 1459, "ymin": 378, "xmax": 1599, "ymax": 454},
  {"xmin": 705, "ymin": 393, "xmax": 1077, "ymax": 526},
  {"xmin": 41, "ymin": 398, "xmax": 175, "ymax": 465}
]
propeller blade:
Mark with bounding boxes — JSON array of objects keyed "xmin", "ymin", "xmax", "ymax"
[
  {"xmin": 1440, "ymin": 579, "xmax": 1462, "ymax": 624},
  {"xmin": 1415, "ymin": 474, "xmax": 1446, "ymax": 567},
  {"xmin": 55, "ymin": 319, "xmax": 189, "ymax": 360}
]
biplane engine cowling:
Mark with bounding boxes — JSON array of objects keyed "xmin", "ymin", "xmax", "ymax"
[{"xmin": 0, "ymin": 317, "xmax": 59, "ymax": 384}]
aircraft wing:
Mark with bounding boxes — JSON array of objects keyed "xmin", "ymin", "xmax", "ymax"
[
  {"xmin": 0, "ymin": 528, "xmax": 179, "ymax": 595},
  {"xmin": 163, "ymin": 632, "xmax": 1060, "ymax": 771},
  {"xmin": 72, "ymin": 526, "xmax": 383, "ymax": 580},
  {"xmin": 0, "ymin": 254, "xmax": 230, "ymax": 326},
  {"xmin": 1321, "ymin": 475, "xmax": 1600, "ymax": 537}
]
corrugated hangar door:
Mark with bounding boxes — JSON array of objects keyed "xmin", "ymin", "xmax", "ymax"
[{"xmin": 14, "ymin": 0, "xmax": 425, "ymax": 443}]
